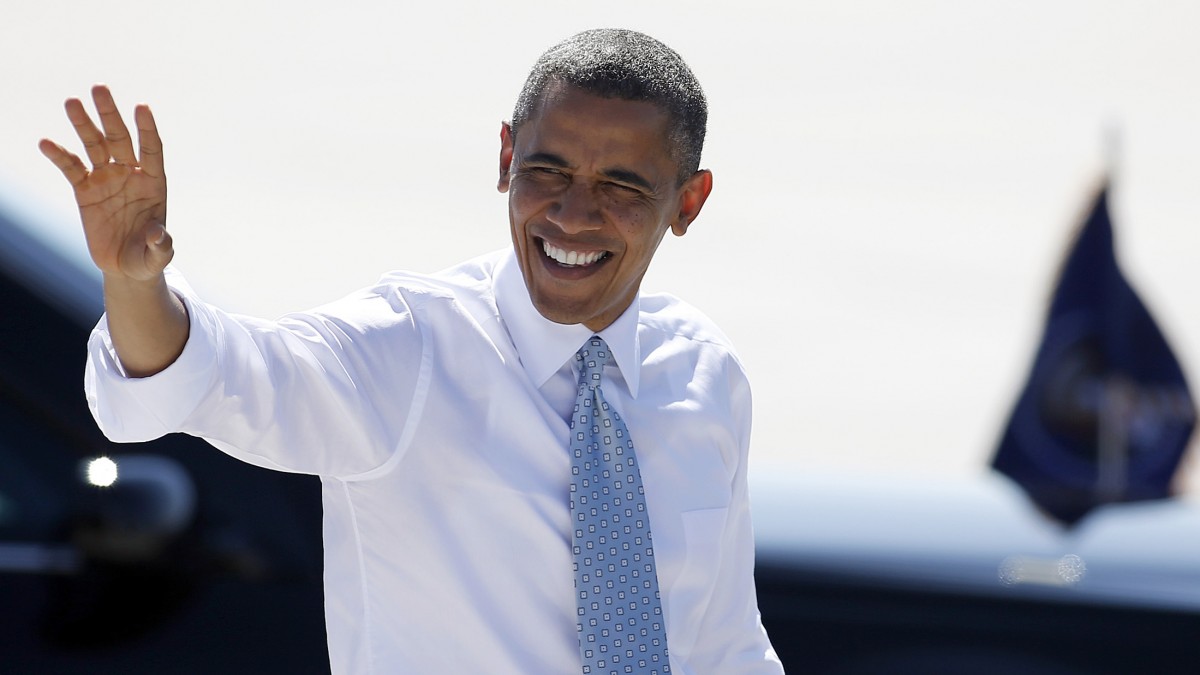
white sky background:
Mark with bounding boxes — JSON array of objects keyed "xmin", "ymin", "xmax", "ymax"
[{"xmin": 3, "ymin": 1, "xmax": 1198, "ymax": 489}]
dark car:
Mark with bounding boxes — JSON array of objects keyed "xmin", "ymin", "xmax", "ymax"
[
  {"xmin": 753, "ymin": 471, "xmax": 1200, "ymax": 674},
  {"xmin": 0, "ymin": 200, "xmax": 329, "ymax": 672}
]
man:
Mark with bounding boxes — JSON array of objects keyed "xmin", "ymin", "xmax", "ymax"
[{"xmin": 41, "ymin": 29, "xmax": 783, "ymax": 674}]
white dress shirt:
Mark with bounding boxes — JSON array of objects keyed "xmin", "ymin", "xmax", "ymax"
[{"xmin": 85, "ymin": 249, "xmax": 782, "ymax": 674}]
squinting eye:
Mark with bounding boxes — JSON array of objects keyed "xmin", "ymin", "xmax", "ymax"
[{"xmin": 604, "ymin": 182, "xmax": 640, "ymax": 195}]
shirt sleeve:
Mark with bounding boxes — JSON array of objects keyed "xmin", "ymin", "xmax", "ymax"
[
  {"xmin": 687, "ymin": 362, "xmax": 786, "ymax": 673},
  {"xmin": 84, "ymin": 267, "xmax": 428, "ymax": 478}
]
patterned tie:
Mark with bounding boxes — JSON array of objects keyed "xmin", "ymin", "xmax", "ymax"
[{"xmin": 570, "ymin": 336, "xmax": 670, "ymax": 674}]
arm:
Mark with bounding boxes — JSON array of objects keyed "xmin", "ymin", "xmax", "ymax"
[
  {"xmin": 687, "ymin": 455, "xmax": 784, "ymax": 673},
  {"xmin": 85, "ymin": 269, "xmax": 429, "ymax": 478},
  {"xmin": 53, "ymin": 86, "xmax": 423, "ymax": 477},
  {"xmin": 690, "ymin": 364, "xmax": 785, "ymax": 673},
  {"xmin": 40, "ymin": 85, "xmax": 187, "ymax": 377}
]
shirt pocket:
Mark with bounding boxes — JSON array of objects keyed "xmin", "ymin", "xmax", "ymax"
[{"xmin": 666, "ymin": 506, "xmax": 729, "ymax": 668}]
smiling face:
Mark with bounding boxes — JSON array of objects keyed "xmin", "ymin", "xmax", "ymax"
[{"xmin": 498, "ymin": 84, "xmax": 712, "ymax": 331}]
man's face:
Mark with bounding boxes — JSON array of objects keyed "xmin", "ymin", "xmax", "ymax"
[{"xmin": 498, "ymin": 84, "xmax": 712, "ymax": 331}]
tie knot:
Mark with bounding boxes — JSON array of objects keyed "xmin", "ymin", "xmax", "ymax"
[{"xmin": 575, "ymin": 336, "xmax": 613, "ymax": 388}]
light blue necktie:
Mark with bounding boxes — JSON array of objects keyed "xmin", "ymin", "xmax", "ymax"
[{"xmin": 570, "ymin": 336, "xmax": 670, "ymax": 674}]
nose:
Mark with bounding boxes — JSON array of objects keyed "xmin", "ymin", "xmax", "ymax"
[{"xmin": 546, "ymin": 180, "xmax": 603, "ymax": 234}]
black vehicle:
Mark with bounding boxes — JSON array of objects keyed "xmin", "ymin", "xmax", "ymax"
[
  {"xmin": 754, "ymin": 471, "xmax": 1200, "ymax": 674},
  {"xmin": 0, "ymin": 200, "xmax": 329, "ymax": 672}
]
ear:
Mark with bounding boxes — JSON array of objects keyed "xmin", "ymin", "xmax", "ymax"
[
  {"xmin": 671, "ymin": 169, "xmax": 713, "ymax": 237},
  {"xmin": 498, "ymin": 122, "xmax": 515, "ymax": 193}
]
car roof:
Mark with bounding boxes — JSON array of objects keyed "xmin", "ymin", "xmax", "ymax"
[
  {"xmin": 0, "ymin": 188, "xmax": 101, "ymax": 323},
  {"xmin": 751, "ymin": 468, "xmax": 1200, "ymax": 613}
]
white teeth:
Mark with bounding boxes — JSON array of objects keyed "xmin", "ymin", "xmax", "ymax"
[{"xmin": 543, "ymin": 241, "xmax": 605, "ymax": 267}]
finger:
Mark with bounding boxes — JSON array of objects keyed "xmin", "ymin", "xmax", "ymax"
[
  {"xmin": 38, "ymin": 138, "xmax": 90, "ymax": 188},
  {"xmin": 65, "ymin": 97, "xmax": 110, "ymax": 167},
  {"xmin": 144, "ymin": 224, "xmax": 174, "ymax": 272},
  {"xmin": 134, "ymin": 104, "xmax": 165, "ymax": 178},
  {"xmin": 92, "ymin": 85, "xmax": 137, "ymax": 166}
]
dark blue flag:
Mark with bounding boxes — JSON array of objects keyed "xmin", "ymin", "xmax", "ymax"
[{"xmin": 992, "ymin": 183, "xmax": 1196, "ymax": 524}]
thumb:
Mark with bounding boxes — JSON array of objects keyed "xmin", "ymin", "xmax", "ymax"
[{"xmin": 145, "ymin": 223, "xmax": 175, "ymax": 271}]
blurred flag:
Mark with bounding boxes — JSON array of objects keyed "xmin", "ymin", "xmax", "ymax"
[{"xmin": 993, "ymin": 183, "xmax": 1196, "ymax": 524}]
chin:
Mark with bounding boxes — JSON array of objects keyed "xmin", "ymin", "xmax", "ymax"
[
  {"xmin": 531, "ymin": 299, "xmax": 589, "ymax": 326},
  {"xmin": 528, "ymin": 286, "xmax": 604, "ymax": 324}
]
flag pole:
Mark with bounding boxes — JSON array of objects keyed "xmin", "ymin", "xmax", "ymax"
[
  {"xmin": 1102, "ymin": 120, "xmax": 1122, "ymax": 189},
  {"xmin": 1095, "ymin": 123, "xmax": 1125, "ymax": 505}
]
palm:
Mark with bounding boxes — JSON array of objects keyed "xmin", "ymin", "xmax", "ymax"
[
  {"xmin": 75, "ymin": 162, "xmax": 167, "ymax": 280},
  {"xmin": 40, "ymin": 85, "xmax": 172, "ymax": 282}
]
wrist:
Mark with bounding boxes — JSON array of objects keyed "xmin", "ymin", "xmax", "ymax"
[{"xmin": 102, "ymin": 270, "xmax": 168, "ymax": 295}]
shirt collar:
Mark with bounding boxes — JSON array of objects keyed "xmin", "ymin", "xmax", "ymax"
[{"xmin": 494, "ymin": 250, "xmax": 642, "ymax": 398}]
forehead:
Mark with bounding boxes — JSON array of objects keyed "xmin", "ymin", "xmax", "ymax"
[{"xmin": 517, "ymin": 84, "xmax": 674, "ymax": 170}]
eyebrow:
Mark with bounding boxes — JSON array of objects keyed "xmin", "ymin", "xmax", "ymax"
[
  {"xmin": 522, "ymin": 152, "xmax": 655, "ymax": 192},
  {"xmin": 600, "ymin": 168, "xmax": 654, "ymax": 192},
  {"xmin": 523, "ymin": 152, "xmax": 570, "ymax": 168}
]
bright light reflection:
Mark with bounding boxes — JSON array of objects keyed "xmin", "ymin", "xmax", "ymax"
[
  {"xmin": 86, "ymin": 457, "xmax": 119, "ymax": 487},
  {"xmin": 998, "ymin": 553, "xmax": 1087, "ymax": 587}
]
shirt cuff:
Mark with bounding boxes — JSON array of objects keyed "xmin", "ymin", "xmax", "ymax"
[{"xmin": 84, "ymin": 275, "xmax": 219, "ymax": 443}]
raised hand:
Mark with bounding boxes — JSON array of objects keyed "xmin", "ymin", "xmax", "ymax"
[
  {"xmin": 39, "ymin": 85, "xmax": 172, "ymax": 282},
  {"xmin": 40, "ymin": 85, "xmax": 187, "ymax": 377}
]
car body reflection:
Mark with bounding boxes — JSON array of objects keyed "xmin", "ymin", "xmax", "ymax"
[{"xmin": 753, "ymin": 470, "xmax": 1200, "ymax": 674}]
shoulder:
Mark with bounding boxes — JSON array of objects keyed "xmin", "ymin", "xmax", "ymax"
[
  {"xmin": 372, "ymin": 250, "xmax": 504, "ymax": 306},
  {"xmin": 636, "ymin": 293, "xmax": 753, "ymax": 462},
  {"xmin": 283, "ymin": 251, "xmax": 505, "ymax": 338},
  {"xmin": 638, "ymin": 292, "xmax": 744, "ymax": 367},
  {"xmin": 318, "ymin": 250, "xmax": 504, "ymax": 320},
  {"xmin": 636, "ymin": 292, "xmax": 750, "ymax": 402}
]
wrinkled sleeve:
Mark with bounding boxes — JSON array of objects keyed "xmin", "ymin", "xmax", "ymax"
[
  {"xmin": 85, "ymin": 267, "xmax": 428, "ymax": 478},
  {"xmin": 691, "ymin": 362, "xmax": 785, "ymax": 673}
]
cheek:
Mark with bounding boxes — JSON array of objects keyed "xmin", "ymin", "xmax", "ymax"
[
  {"xmin": 600, "ymin": 198, "xmax": 650, "ymax": 230},
  {"xmin": 605, "ymin": 202, "xmax": 669, "ymax": 248},
  {"xmin": 507, "ymin": 187, "xmax": 539, "ymax": 224}
]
